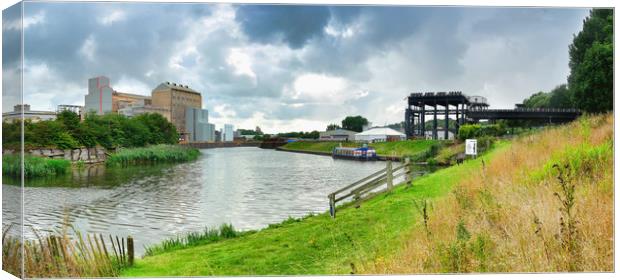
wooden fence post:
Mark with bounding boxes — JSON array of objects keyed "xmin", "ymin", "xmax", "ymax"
[
  {"xmin": 386, "ymin": 160, "xmax": 393, "ymax": 190},
  {"xmin": 329, "ymin": 194, "xmax": 336, "ymax": 218},
  {"xmin": 127, "ymin": 236, "xmax": 134, "ymax": 266},
  {"xmin": 404, "ymin": 158, "xmax": 412, "ymax": 187}
]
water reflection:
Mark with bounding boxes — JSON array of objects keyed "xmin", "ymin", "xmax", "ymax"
[{"xmin": 3, "ymin": 147, "xmax": 424, "ymax": 255}]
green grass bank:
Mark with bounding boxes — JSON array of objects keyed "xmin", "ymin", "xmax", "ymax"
[
  {"xmin": 121, "ymin": 142, "xmax": 507, "ymax": 276},
  {"xmin": 280, "ymin": 140, "xmax": 440, "ymax": 158},
  {"xmin": 2, "ymin": 145, "xmax": 200, "ymax": 179}
]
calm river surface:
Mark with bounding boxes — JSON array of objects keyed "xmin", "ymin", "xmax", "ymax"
[{"xmin": 3, "ymin": 147, "xmax": 393, "ymax": 254}]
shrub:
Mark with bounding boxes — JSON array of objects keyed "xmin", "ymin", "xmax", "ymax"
[
  {"xmin": 2, "ymin": 155, "xmax": 71, "ymax": 178},
  {"xmin": 458, "ymin": 124, "xmax": 507, "ymax": 141}
]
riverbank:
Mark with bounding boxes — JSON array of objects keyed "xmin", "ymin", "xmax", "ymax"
[
  {"xmin": 278, "ymin": 140, "xmax": 440, "ymax": 161},
  {"xmin": 122, "ymin": 114, "xmax": 612, "ymax": 275},
  {"xmin": 122, "ymin": 141, "xmax": 505, "ymax": 276},
  {"xmin": 2, "ymin": 144, "xmax": 200, "ymax": 179}
]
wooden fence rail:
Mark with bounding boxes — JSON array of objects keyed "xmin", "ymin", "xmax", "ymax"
[{"xmin": 328, "ymin": 158, "xmax": 425, "ymax": 218}]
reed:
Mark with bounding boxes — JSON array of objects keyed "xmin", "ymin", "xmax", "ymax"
[
  {"xmin": 2, "ymin": 154, "xmax": 71, "ymax": 178},
  {"xmin": 143, "ymin": 223, "xmax": 240, "ymax": 257},
  {"xmin": 106, "ymin": 144, "xmax": 200, "ymax": 167},
  {"xmin": 2, "ymin": 225, "xmax": 133, "ymax": 278}
]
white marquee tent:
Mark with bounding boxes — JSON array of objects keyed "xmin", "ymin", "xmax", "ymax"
[{"xmin": 354, "ymin": 127, "xmax": 406, "ymax": 142}]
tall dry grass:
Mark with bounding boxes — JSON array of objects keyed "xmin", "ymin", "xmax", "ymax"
[
  {"xmin": 2, "ymin": 223, "xmax": 133, "ymax": 278},
  {"xmin": 362, "ymin": 114, "xmax": 613, "ymax": 273}
]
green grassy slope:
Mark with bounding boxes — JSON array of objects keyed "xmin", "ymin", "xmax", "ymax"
[{"xmin": 121, "ymin": 142, "xmax": 507, "ymax": 277}]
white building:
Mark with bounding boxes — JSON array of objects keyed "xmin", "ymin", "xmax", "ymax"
[
  {"xmin": 84, "ymin": 76, "xmax": 114, "ymax": 115},
  {"xmin": 3, "ymin": 104, "xmax": 56, "ymax": 123},
  {"xmin": 319, "ymin": 129, "xmax": 357, "ymax": 141},
  {"xmin": 354, "ymin": 127, "xmax": 406, "ymax": 143},
  {"xmin": 223, "ymin": 124, "xmax": 234, "ymax": 142}
]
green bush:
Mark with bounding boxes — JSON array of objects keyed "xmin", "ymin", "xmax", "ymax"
[{"xmin": 458, "ymin": 124, "xmax": 507, "ymax": 141}]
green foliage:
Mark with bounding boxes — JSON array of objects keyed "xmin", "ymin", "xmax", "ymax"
[
  {"xmin": 458, "ymin": 124, "xmax": 506, "ymax": 141},
  {"xmin": 2, "ymin": 120, "xmax": 22, "ymax": 150},
  {"xmin": 2, "ymin": 155, "xmax": 71, "ymax": 178},
  {"xmin": 522, "ymin": 85, "xmax": 572, "ymax": 109},
  {"xmin": 106, "ymin": 144, "xmax": 200, "ymax": 167},
  {"xmin": 341, "ymin": 115, "xmax": 369, "ymax": 132},
  {"xmin": 2, "ymin": 112, "xmax": 179, "ymax": 150},
  {"xmin": 281, "ymin": 140, "xmax": 439, "ymax": 159},
  {"xmin": 548, "ymin": 84, "xmax": 573, "ymax": 109},
  {"xmin": 326, "ymin": 123, "xmax": 341, "ymax": 131},
  {"xmin": 277, "ymin": 130, "xmax": 320, "ymax": 139},
  {"xmin": 568, "ymin": 9, "xmax": 613, "ymax": 113}
]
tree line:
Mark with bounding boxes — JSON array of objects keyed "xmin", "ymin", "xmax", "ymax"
[
  {"xmin": 523, "ymin": 9, "xmax": 612, "ymax": 113},
  {"xmin": 2, "ymin": 111, "xmax": 179, "ymax": 150}
]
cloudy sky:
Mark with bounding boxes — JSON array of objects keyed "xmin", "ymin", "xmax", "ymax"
[{"xmin": 3, "ymin": 2, "xmax": 589, "ymax": 133}]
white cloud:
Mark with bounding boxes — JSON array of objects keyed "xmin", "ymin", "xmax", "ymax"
[
  {"xmin": 324, "ymin": 23, "xmax": 358, "ymax": 39},
  {"xmin": 114, "ymin": 76, "xmax": 152, "ymax": 96},
  {"xmin": 291, "ymin": 73, "xmax": 349, "ymax": 103},
  {"xmin": 3, "ymin": 10, "xmax": 46, "ymax": 30},
  {"xmin": 226, "ymin": 48, "xmax": 257, "ymax": 83},
  {"xmin": 99, "ymin": 10, "xmax": 126, "ymax": 25},
  {"xmin": 79, "ymin": 35, "xmax": 96, "ymax": 61},
  {"xmin": 22, "ymin": 62, "xmax": 86, "ymax": 111}
]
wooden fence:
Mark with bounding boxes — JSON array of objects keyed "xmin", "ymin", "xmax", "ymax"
[{"xmin": 328, "ymin": 158, "xmax": 424, "ymax": 218}]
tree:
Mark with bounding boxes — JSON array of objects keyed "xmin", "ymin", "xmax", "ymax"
[
  {"xmin": 568, "ymin": 9, "xmax": 613, "ymax": 113},
  {"xmin": 548, "ymin": 84, "xmax": 572, "ymax": 108},
  {"xmin": 523, "ymin": 91, "xmax": 551, "ymax": 108},
  {"xmin": 326, "ymin": 123, "xmax": 340, "ymax": 131},
  {"xmin": 522, "ymin": 84, "xmax": 572, "ymax": 109},
  {"xmin": 56, "ymin": 110, "xmax": 80, "ymax": 133},
  {"xmin": 133, "ymin": 113, "xmax": 178, "ymax": 145},
  {"xmin": 341, "ymin": 116, "xmax": 369, "ymax": 132}
]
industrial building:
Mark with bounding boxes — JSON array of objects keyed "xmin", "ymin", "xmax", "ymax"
[
  {"xmin": 223, "ymin": 124, "xmax": 234, "ymax": 142},
  {"xmin": 354, "ymin": 127, "xmax": 406, "ymax": 143},
  {"xmin": 57, "ymin": 104, "xmax": 83, "ymax": 115},
  {"xmin": 82, "ymin": 77, "xmax": 217, "ymax": 143},
  {"xmin": 84, "ymin": 76, "xmax": 156, "ymax": 116},
  {"xmin": 185, "ymin": 107, "xmax": 215, "ymax": 142},
  {"xmin": 319, "ymin": 129, "xmax": 357, "ymax": 141},
  {"xmin": 84, "ymin": 76, "xmax": 114, "ymax": 115},
  {"xmin": 112, "ymin": 91, "xmax": 151, "ymax": 112},
  {"xmin": 405, "ymin": 91, "xmax": 581, "ymax": 139},
  {"xmin": 118, "ymin": 99, "xmax": 171, "ymax": 120},
  {"xmin": 152, "ymin": 82, "xmax": 203, "ymax": 141},
  {"xmin": 2, "ymin": 104, "xmax": 56, "ymax": 122}
]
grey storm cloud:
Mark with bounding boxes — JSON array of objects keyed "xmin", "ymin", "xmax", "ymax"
[
  {"xmin": 235, "ymin": 5, "xmax": 331, "ymax": 49},
  {"xmin": 2, "ymin": 2, "xmax": 590, "ymax": 132}
]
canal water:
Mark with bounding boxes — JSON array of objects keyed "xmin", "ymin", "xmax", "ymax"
[{"xmin": 2, "ymin": 147, "xmax": 411, "ymax": 255}]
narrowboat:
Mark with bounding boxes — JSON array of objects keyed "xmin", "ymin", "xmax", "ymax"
[{"xmin": 332, "ymin": 146, "xmax": 377, "ymax": 161}]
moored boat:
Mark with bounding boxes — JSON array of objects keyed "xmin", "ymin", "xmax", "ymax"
[{"xmin": 332, "ymin": 146, "xmax": 377, "ymax": 161}]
